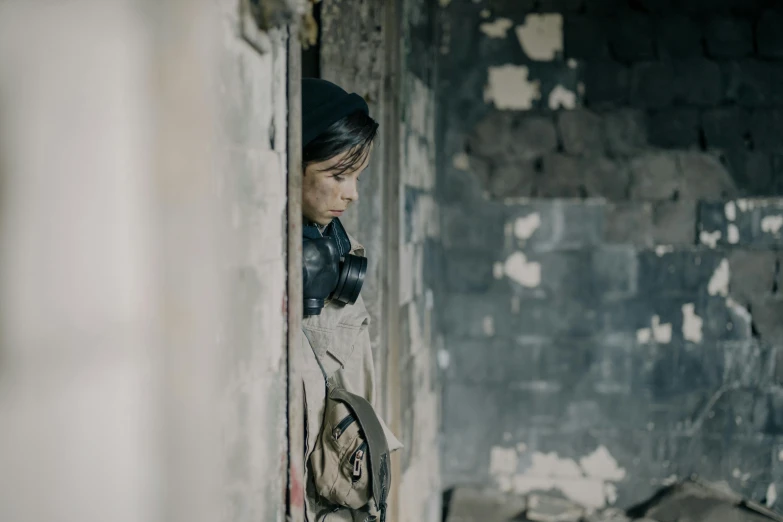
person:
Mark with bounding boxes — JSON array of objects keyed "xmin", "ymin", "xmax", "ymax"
[{"xmin": 299, "ymin": 78, "xmax": 402, "ymax": 522}]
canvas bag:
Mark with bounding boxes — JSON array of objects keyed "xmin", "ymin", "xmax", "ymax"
[{"xmin": 304, "ymin": 330, "xmax": 392, "ymax": 522}]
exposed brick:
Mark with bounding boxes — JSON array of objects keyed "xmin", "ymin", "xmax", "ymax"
[
  {"xmin": 582, "ymin": 156, "xmax": 630, "ymax": 200},
  {"xmin": 652, "ymin": 201, "xmax": 698, "ymax": 245},
  {"xmin": 630, "ymin": 62, "xmax": 676, "ymax": 109},
  {"xmin": 672, "ymin": 60, "xmax": 723, "ymax": 106},
  {"xmin": 604, "ymin": 202, "xmax": 654, "ymax": 246},
  {"xmin": 647, "ymin": 108, "xmax": 701, "ymax": 149},
  {"xmin": 468, "ymin": 112, "xmax": 558, "ymax": 162},
  {"xmin": 608, "ymin": 13, "xmax": 656, "ymax": 61},
  {"xmin": 656, "ymin": 15, "xmax": 703, "ymax": 60},
  {"xmin": 751, "ymin": 297, "xmax": 783, "ymax": 340},
  {"xmin": 537, "ymin": 154, "xmax": 584, "ymax": 197},
  {"xmin": 701, "ymin": 106, "xmax": 751, "ymax": 150},
  {"xmin": 487, "ymin": 161, "xmax": 537, "ymax": 199},
  {"xmin": 751, "ymin": 109, "xmax": 783, "ymax": 152},
  {"xmin": 442, "ymin": 203, "xmax": 506, "ymax": 251},
  {"xmin": 757, "ymin": 9, "xmax": 783, "ymax": 58},
  {"xmin": 592, "ymin": 246, "xmax": 639, "ymax": 300},
  {"xmin": 444, "ymin": 248, "xmax": 497, "ymax": 293},
  {"xmin": 628, "ymin": 152, "xmax": 680, "ymax": 200},
  {"xmin": 771, "ymin": 155, "xmax": 783, "ymax": 195},
  {"xmin": 722, "ymin": 60, "xmax": 773, "ymax": 107},
  {"xmin": 602, "ymin": 109, "xmax": 648, "ymax": 157},
  {"xmin": 563, "ymin": 16, "xmax": 611, "ymax": 60},
  {"xmin": 557, "ymin": 109, "xmax": 604, "ymax": 156},
  {"xmin": 507, "ymin": 200, "xmax": 605, "ymax": 252},
  {"xmin": 727, "ymin": 250, "xmax": 778, "ymax": 305},
  {"xmin": 583, "ymin": 61, "xmax": 630, "ymax": 106},
  {"xmin": 722, "ymin": 150, "xmax": 778, "ymax": 196},
  {"xmin": 677, "ymin": 151, "xmax": 739, "ymax": 200},
  {"xmin": 704, "ymin": 17, "xmax": 754, "ymax": 58}
]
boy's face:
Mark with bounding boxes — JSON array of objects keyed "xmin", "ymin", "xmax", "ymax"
[{"xmin": 302, "ymin": 148, "xmax": 371, "ymax": 226}]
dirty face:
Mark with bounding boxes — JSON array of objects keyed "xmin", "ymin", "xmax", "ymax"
[{"xmin": 302, "ymin": 147, "xmax": 371, "ymax": 226}]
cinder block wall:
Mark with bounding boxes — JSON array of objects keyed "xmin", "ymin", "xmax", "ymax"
[{"xmin": 436, "ymin": 0, "xmax": 783, "ymax": 512}]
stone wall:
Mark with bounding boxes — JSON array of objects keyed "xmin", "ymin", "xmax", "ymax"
[{"xmin": 436, "ymin": 0, "xmax": 783, "ymax": 513}]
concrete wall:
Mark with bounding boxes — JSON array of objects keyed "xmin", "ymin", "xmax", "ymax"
[
  {"xmin": 436, "ymin": 0, "xmax": 783, "ymax": 513},
  {"xmin": 0, "ymin": 2, "xmax": 290, "ymax": 521},
  {"xmin": 397, "ymin": 1, "xmax": 443, "ymax": 520}
]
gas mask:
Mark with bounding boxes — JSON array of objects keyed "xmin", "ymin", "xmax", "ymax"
[{"xmin": 302, "ymin": 219, "xmax": 367, "ymax": 316}]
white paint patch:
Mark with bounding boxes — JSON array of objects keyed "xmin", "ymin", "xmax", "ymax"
[
  {"xmin": 700, "ymin": 230, "xmax": 722, "ymax": 248},
  {"xmin": 567, "ymin": 58, "xmax": 578, "ymax": 69},
  {"xmin": 452, "ymin": 152, "xmax": 470, "ymax": 171},
  {"xmin": 579, "ymin": 446, "xmax": 626, "ymax": 481},
  {"xmin": 490, "ymin": 446, "xmax": 518, "ymax": 475},
  {"xmin": 761, "ymin": 215, "xmax": 783, "ymax": 235},
  {"xmin": 662, "ymin": 474, "xmax": 678, "ymax": 486},
  {"xmin": 655, "ymin": 245, "xmax": 675, "ymax": 257},
  {"xmin": 483, "ymin": 315, "xmax": 495, "ymax": 336},
  {"xmin": 767, "ymin": 483, "xmax": 777, "ymax": 507},
  {"xmin": 517, "ymin": 442, "xmax": 528, "ymax": 453},
  {"xmin": 637, "ymin": 316, "xmax": 671, "ymax": 344},
  {"xmin": 484, "ymin": 65, "xmax": 541, "ymax": 110},
  {"xmin": 425, "ymin": 289, "xmax": 434, "ymax": 310},
  {"xmin": 437, "ymin": 349, "xmax": 450, "ymax": 369},
  {"xmin": 438, "ymin": 0, "xmax": 452, "ymax": 6},
  {"xmin": 726, "ymin": 297, "xmax": 751, "ymax": 325},
  {"xmin": 514, "ymin": 213, "xmax": 542, "ymax": 240},
  {"xmin": 493, "ymin": 262, "xmax": 504, "ymax": 279},
  {"xmin": 504, "ymin": 252, "xmax": 542, "ymax": 287},
  {"xmin": 515, "ymin": 14, "xmax": 563, "ymax": 61},
  {"xmin": 548, "ymin": 84, "xmax": 577, "ymax": 110},
  {"xmin": 480, "ymin": 17, "xmax": 514, "ymax": 38},
  {"xmin": 737, "ymin": 199, "xmax": 750, "ymax": 212},
  {"xmin": 480, "ymin": 9, "xmax": 491, "ymax": 18},
  {"xmin": 725, "ymin": 201, "xmax": 736, "ymax": 221},
  {"xmin": 507, "ymin": 446, "xmax": 626, "ymax": 509},
  {"xmin": 708, "ymin": 259, "xmax": 730, "ymax": 297},
  {"xmin": 682, "ymin": 303, "xmax": 703, "ymax": 344},
  {"xmin": 779, "ymin": 449, "xmax": 783, "ymax": 461},
  {"xmin": 727, "ymin": 224, "xmax": 740, "ymax": 244}
]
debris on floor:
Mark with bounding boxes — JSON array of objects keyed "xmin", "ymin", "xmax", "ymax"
[{"xmin": 444, "ymin": 478, "xmax": 783, "ymax": 522}]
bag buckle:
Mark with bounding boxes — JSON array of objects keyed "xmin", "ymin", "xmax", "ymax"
[{"xmin": 353, "ymin": 449, "xmax": 364, "ymax": 478}]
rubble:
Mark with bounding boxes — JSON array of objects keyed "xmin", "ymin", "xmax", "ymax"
[{"xmin": 445, "ymin": 479, "xmax": 783, "ymax": 522}]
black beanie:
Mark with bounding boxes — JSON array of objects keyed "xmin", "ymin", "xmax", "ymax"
[{"xmin": 301, "ymin": 78, "xmax": 370, "ymax": 148}]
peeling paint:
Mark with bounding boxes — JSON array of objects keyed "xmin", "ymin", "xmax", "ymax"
[
  {"xmin": 682, "ymin": 303, "xmax": 703, "ymax": 343},
  {"xmin": 437, "ymin": 348, "xmax": 450, "ymax": 369},
  {"xmin": 452, "ymin": 152, "xmax": 470, "ymax": 171},
  {"xmin": 779, "ymin": 449, "xmax": 783, "ymax": 461},
  {"xmin": 767, "ymin": 483, "xmax": 777, "ymax": 507},
  {"xmin": 501, "ymin": 446, "xmax": 626, "ymax": 510},
  {"xmin": 727, "ymin": 224, "xmax": 739, "ymax": 244},
  {"xmin": 726, "ymin": 297, "xmax": 751, "ymax": 325},
  {"xmin": 503, "ymin": 251, "xmax": 542, "ymax": 287},
  {"xmin": 438, "ymin": 0, "xmax": 452, "ymax": 6},
  {"xmin": 700, "ymin": 230, "xmax": 722, "ymax": 248},
  {"xmin": 567, "ymin": 58, "xmax": 578, "ymax": 69},
  {"xmin": 725, "ymin": 201, "xmax": 736, "ymax": 221},
  {"xmin": 548, "ymin": 84, "xmax": 577, "ymax": 110},
  {"xmin": 483, "ymin": 315, "xmax": 495, "ymax": 336},
  {"xmin": 517, "ymin": 442, "xmax": 528, "ymax": 453},
  {"xmin": 490, "ymin": 446, "xmax": 518, "ymax": 475},
  {"xmin": 514, "ymin": 213, "xmax": 542, "ymax": 240},
  {"xmin": 761, "ymin": 215, "xmax": 783, "ymax": 235},
  {"xmin": 480, "ymin": 9, "xmax": 491, "ymax": 18},
  {"xmin": 514, "ymin": 14, "xmax": 563, "ymax": 61},
  {"xmin": 493, "ymin": 262, "xmax": 504, "ymax": 279},
  {"xmin": 480, "ymin": 17, "xmax": 513, "ymax": 39},
  {"xmin": 655, "ymin": 245, "xmax": 674, "ymax": 257},
  {"xmin": 484, "ymin": 65, "xmax": 541, "ymax": 110},
  {"xmin": 708, "ymin": 259, "xmax": 730, "ymax": 297},
  {"xmin": 636, "ymin": 315, "xmax": 672, "ymax": 344}
]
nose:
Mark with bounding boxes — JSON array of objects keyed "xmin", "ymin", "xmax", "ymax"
[{"xmin": 343, "ymin": 178, "xmax": 359, "ymax": 203}]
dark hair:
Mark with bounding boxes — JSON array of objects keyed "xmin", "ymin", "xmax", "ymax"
[{"xmin": 303, "ymin": 110, "xmax": 379, "ymax": 175}]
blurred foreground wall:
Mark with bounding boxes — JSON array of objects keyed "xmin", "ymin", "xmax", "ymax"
[{"xmin": 0, "ymin": 2, "xmax": 289, "ymax": 521}]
